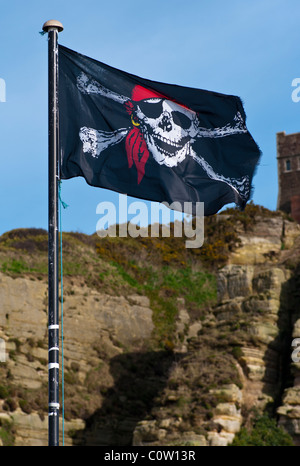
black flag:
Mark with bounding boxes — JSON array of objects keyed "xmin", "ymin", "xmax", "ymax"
[{"xmin": 59, "ymin": 45, "xmax": 261, "ymax": 215}]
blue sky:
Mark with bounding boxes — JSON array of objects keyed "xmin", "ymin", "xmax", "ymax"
[{"xmin": 0, "ymin": 0, "xmax": 299, "ymax": 236}]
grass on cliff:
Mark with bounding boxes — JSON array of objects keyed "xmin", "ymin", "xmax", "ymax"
[
  {"xmin": 0, "ymin": 419, "xmax": 15, "ymax": 446},
  {"xmin": 0, "ymin": 202, "xmax": 291, "ymax": 430},
  {"xmin": 0, "ymin": 202, "xmax": 286, "ymax": 349},
  {"xmin": 230, "ymin": 413, "xmax": 294, "ymax": 446}
]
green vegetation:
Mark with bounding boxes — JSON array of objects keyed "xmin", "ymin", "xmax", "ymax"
[
  {"xmin": 0, "ymin": 203, "xmax": 285, "ymax": 354},
  {"xmin": 230, "ymin": 414, "xmax": 294, "ymax": 446},
  {"xmin": 0, "ymin": 419, "xmax": 15, "ymax": 446},
  {"xmin": 95, "ymin": 238, "xmax": 217, "ymax": 348},
  {"xmin": 0, "ymin": 203, "xmax": 295, "ymax": 442},
  {"xmin": 1, "ymin": 258, "xmax": 30, "ymax": 274}
]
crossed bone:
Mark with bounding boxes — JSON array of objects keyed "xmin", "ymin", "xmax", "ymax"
[{"xmin": 76, "ymin": 72, "xmax": 250, "ymax": 202}]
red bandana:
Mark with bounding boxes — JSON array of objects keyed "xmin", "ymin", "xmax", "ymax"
[{"xmin": 124, "ymin": 86, "xmax": 166, "ymax": 184}]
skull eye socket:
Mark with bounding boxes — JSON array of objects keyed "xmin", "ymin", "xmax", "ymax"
[
  {"xmin": 137, "ymin": 99, "xmax": 163, "ymax": 119},
  {"xmin": 172, "ymin": 111, "xmax": 192, "ymax": 130}
]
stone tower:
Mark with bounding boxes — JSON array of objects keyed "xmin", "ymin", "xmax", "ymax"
[{"xmin": 277, "ymin": 131, "xmax": 300, "ymax": 223}]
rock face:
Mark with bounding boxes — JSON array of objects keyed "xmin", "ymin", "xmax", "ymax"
[
  {"xmin": 0, "ymin": 214, "xmax": 300, "ymax": 446},
  {"xmin": 228, "ymin": 217, "xmax": 284, "ymax": 265},
  {"xmin": 130, "ymin": 216, "xmax": 300, "ymax": 446},
  {"xmin": 211, "ymin": 218, "xmax": 300, "ymax": 445},
  {"xmin": 0, "ymin": 274, "xmax": 154, "ymax": 446},
  {"xmin": 130, "ymin": 260, "xmax": 296, "ymax": 446},
  {"xmin": 206, "ymin": 384, "xmax": 243, "ymax": 446},
  {"xmin": 215, "ymin": 265, "xmax": 286, "ymax": 417}
]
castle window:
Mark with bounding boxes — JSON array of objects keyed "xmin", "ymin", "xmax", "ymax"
[
  {"xmin": 298, "ymin": 156, "xmax": 300, "ymax": 170},
  {"xmin": 285, "ymin": 159, "xmax": 291, "ymax": 171}
]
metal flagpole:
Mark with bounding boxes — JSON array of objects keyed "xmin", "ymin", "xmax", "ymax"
[{"xmin": 42, "ymin": 19, "xmax": 64, "ymax": 447}]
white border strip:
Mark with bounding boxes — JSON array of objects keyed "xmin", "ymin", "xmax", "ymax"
[
  {"xmin": 48, "ymin": 363, "xmax": 59, "ymax": 370},
  {"xmin": 48, "ymin": 347, "xmax": 59, "ymax": 352},
  {"xmin": 49, "ymin": 402, "xmax": 60, "ymax": 409}
]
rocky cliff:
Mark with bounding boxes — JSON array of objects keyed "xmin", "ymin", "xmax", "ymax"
[{"xmin": 0, "ymin": 205, "xmax": 300, "ymax": 446}]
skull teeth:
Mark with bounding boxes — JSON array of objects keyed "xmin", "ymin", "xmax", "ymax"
[
  {"xmin": 153, "ymin": 134, "xmax": 182, "ymax": 149},
  {"xmin": 151, "ymin": 134, "xmax": 188, "ymax": 158}
]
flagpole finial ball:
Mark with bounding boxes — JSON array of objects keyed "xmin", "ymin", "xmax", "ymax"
[{"xmin": 42, "ymin": 20, "xmax": 64, "ymax": 32}]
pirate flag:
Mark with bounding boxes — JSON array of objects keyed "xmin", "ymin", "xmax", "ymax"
[{"xmin": 59, "ymin": 45, "xmax": 261, "ymax": 216}]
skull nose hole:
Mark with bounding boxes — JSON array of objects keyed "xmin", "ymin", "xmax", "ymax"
[{"xmin": 159, "ymin": 114, "xmax": 172, "ymax": 132}]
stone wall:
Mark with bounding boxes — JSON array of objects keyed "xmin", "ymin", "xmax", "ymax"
[{"xmin": 277, "ymin": 131, "xmax": 300, "ymax": 220}]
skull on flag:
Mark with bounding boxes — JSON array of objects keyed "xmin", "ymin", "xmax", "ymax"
[
  {"xmin": 77, "ymin": 72, "xmax": 250, "ymax": 201},
  {"xmin": 127, "ymin": 85, "xmax": 198, "ymax": 168}
]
